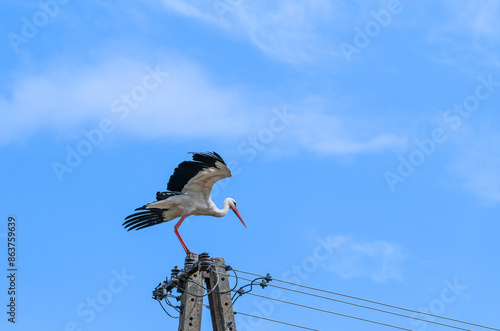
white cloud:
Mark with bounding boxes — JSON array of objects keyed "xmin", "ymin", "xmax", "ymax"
[
  {"xmin": 160, "ymin": 0, "xmax": 217, "ymax": 23},
  {"xmin": 0, "ymin": 54, "xmax": 403, "ymax": 155},
  {"xmin": 234, "ymin": 1, "xmax": 340, "ymax": 64},
  {"xmin": 160, "ymin": 0, "xmax": 342, "ymax": 64},
  {"xmin": 424, "ymin": 1, "xmax": 500, "ymax": 70},
  {"xmin": 448, "ymin": 126, "xmax": 500, "ymax": 204},
  {"xmin": 0, "ymin": 56, "xmax": 259, "ymax": 145},
  {"xmin": 443, "ymin": 0, "xmax": 500, "ymax": 39},
  {"xmin": 319, "ymin": 235, "xmax": 407, "ymax": 282},
  {"xmin": 279, "ymin": 99, "xmax": 406, "ymax": 155},
  {"xmin": 311, "ymin": 134, "xmax": 404, "ymax": 154},
  {"xmin": 160, "ymin": 0, "xmax": 500, "ymax": 72},
  {"xmin": 159, "ymin": 1, "xmax": 500, "ymax": 67}
]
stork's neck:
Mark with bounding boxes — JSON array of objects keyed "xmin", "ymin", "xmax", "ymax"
[{"xmin": 212, "ymin": 198, "xmax": 231, "ymax": 217}]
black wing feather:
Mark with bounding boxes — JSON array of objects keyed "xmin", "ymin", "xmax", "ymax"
[
  {"xmin": 190, "ymin": 151, "xmax": 226, "ymax": 167},
  {"xmin": 156, "ymin": 191, "xmax": 182, "ymax": 200},
  {"xmin": 166, "ymin": 151, "xmax": 226, "ymax": 192}
]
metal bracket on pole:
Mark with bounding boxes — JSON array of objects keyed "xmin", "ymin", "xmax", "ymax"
[{"xmin": 205, "ymin": 257, "xmax": 237, "ymax": 331}]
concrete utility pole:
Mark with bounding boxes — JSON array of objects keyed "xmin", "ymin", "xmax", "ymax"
[
  {"xmin": 206, "ymin": 258, "xmax": 237, "ymax": 331},
  {"xmin": 177, "ymin": 253, "xmax": 204, "ymax": 331},
  {"xmin": 153, "ymin": 253, "xmax": 238, "ymax": 331}
]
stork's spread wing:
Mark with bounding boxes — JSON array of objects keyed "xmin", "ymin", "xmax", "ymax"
[
  {"xmin": 123, "ymin": 152, "xmax": 230, "ymax": 231},
  {"xmin": 167, "ymin": 151, "xmax": 231, "ymax": 198}
]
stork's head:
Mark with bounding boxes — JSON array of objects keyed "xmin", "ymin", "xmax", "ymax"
[{"xmin": 228, "ymin": 198, "xmax": 247, "ymax": 228}]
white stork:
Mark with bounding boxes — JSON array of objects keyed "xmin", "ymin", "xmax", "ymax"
[{"xmin": 123, "ymin": 151, "xmax": 246, "ymax": 254}]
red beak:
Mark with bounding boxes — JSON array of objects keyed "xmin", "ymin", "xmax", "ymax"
[{"xmin": 231, "ymin": 207, "xmax": 247, "ymax": 228}]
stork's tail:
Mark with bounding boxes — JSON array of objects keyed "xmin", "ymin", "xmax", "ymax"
[{"xmin": 122, "ymin": 206, "xmax": 167, "ymax": 231}]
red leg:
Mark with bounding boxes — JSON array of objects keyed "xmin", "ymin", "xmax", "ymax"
[{"xmin": 174, "ymin": 215, "xmax": 191, "ymax": 255}]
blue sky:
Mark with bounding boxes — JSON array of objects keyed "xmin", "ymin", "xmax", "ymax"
[{"xmin": 1, "ymin": 0, "xmax": 500, "ymax": 330}]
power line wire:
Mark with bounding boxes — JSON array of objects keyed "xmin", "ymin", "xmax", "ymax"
[
  {"xmin": 157, "ymin": 299, "xmax": 178, "ymax": 319},
  {"xmin": 232, "ymin": 309, "xmax": 320, "ymax": 331},
  {"xmin": 233, "ymin": 275, "xmax": 471, "ymax": 331},
  {"xmin": 209, "ymin": 262, "xmax": 240, "ymax": 295},
  {"xmin": 202, "ymin": 303, "xmax": 319, "ymax": 330},
  {"xmin": 244, "ymin": 292, "xmax": 412, "ymax": 331},
  {"xmin": 234, "ymin": 269, "xmax": 500, "ymax": 331},
  {"xmin": 232, "ymin": 274, "xmax": 271, "ymax": 305}
]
